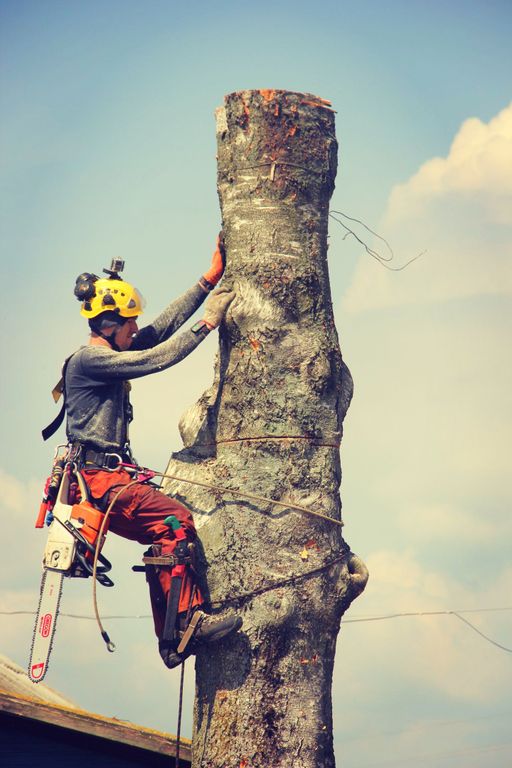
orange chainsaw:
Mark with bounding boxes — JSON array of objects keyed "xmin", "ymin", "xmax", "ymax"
[{"xmin": 29, "ymin": 457, "xmax": 113, "ymax": 683}]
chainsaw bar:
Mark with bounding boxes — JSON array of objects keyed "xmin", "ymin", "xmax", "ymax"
[{"xmin": 28, "ymin": 568, "xmax": 64, "ymax": 683}]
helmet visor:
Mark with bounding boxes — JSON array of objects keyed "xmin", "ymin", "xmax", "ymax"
[{"xmin": 125, "ymin": 287, "xmax": 146, "ymax": 314}]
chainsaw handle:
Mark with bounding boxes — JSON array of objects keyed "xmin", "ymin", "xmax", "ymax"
[
  {"xmin": 60, "ymin": 520, "xmax": 113, "ymax": 578},
  {"xmin": 74, "ymin": 549, "xmax": 114, "ymax": 586}
]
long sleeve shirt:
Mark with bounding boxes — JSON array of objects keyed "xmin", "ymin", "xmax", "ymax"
[{"xmin": 64, "ymin": 282, "xmax": 209, "ymax": 452}]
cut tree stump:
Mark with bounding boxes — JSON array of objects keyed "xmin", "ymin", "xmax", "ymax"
[{"xmin": 164, "ymin": 89, "xmax": 368, "ymax": 768}]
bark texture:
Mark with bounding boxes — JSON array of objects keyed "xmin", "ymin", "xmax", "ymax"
[{"xmin": 164, "ymin": 89, "xmax": 368, "ymax": 768}]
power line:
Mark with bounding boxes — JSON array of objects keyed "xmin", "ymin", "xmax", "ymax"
[
  {"xmin": 343, "ymin": 607, "xmax": 512, "ymax": 654},
  {"xmin": 4, "ymin": 605, "xmax": 510, "ymax": 620},
  {"xmin": 451, "ymin": 612, "xmax": 512, "ymax": 654},
  {"xmin": 352, "ymin": 605, "xmax": 512, "ymax": 616},
  {"xmin": 3, "ymin": 605, "xmax": 512, "ymax": 653}
]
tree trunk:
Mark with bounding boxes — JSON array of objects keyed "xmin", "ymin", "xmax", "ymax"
[{"xmin": 164, "ymin": 89, "xmax": 368, "ymax": 768}]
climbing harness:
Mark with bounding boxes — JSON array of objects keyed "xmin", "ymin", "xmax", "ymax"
[{"xmin": 32, "ymin": 445, "xmax": 346, "ymax": 681}]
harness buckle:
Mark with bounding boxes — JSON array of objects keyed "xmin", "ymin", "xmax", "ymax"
[{"xmin": 103, "ymin": 453, "xmax": 122, "ymax": 470}]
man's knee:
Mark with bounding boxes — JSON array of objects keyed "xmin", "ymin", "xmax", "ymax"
[{"xmin": 164, "ymin": 498, "xmax": 197, "ymax": 539}]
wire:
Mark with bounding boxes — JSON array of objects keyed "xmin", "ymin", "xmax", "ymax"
[
  {"xmin": 451, "ymin": 611, "xmax": 512, "ymax": 654},
  {"xmin": 5, "ymin": 605, "xmax": 512, "ymax": 619},
  {"xmin": 5, "ymin": 605, "xmax": 510, "ymax": 620},
  {"xmin": 343, "ymin": 606, "xmax": 512, "ymax": 654},
  {"xmin": 331, "ymin": 209, "xmax": 395, "ymax": 262},
  {"xmin": 343, "ymin": 606, "xmax": 512, "ymax": 621},
  {"xmin": 329, "ymin": 209, "xmax": 426, "ymax": 271},
  {"xmin": 6, "ymin": 606, "xmax": 512, "ymax": 652}
]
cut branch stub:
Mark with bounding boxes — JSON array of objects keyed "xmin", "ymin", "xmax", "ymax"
[{"xmin": 165, "ymin": 90, "xmax": 366, "ymax": 768}]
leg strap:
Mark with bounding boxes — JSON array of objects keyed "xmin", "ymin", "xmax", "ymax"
[
  {"xmin": 162, "ymin": 568, "xmax": 183, "ymax": 644},
  {"xmin": 177, "ymin": 611, "xmax": 202, "ymax": 653},
  {"xmin": 143, "ymin": 554, "xmax": 177, "ymax": 567}
]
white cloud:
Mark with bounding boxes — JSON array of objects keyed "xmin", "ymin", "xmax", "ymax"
[
  {"xmin": 387, "ymin": 104, "xmax": 512, "ymax": 225},
  {"xmin": 340, "ymin": 302, "xmax": 512, "ymax": 555},
  {"xmin": 337, "ymin": 550, "xmax": 512, "ymax": 704},
  {"xmin": 396, "ymin": 500, "xmax": 512, "ymax": 546},
  {"xmin": 342, "ymin": 103, "xmax": 512, "ymax": 312},
  {"xmin": 335, "ymin": 106, "xmax": 512, "ymax": 755}
]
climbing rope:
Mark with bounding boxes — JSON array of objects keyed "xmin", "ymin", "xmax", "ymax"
[
  {"xmin": 92, "ymin": 479, "xmax": 141, "ymax": 651},
  {"xmin": 156, "ymin": 469, "xmax": 344, "ymax": 527},
  {"xmin": 210, "ymin": 552, "xmax": 348, "ymax": 608},
  {"xmin": 91, "ymin": 465, "xmax": 345, "ymax": 646},
  {"xmin": 175, "ymin": 661, "xmax": 186, "ymax": 768},
  {"xmin": 175, "ymin": 587, "xmax": 196, "ymax": 768}
]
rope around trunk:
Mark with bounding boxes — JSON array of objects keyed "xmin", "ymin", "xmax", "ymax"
[
  {"xmin": 156, "ymin": 470, "xmax": 344, "ymax": 528},
  {"xmin": 91, "ymin": 465, "xmax": 345, "ymax": 646}
]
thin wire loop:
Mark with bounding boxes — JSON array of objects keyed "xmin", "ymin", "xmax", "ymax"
[{"xmin": 329, "ymin": 209, "xmax": 426, "ymax": 271}]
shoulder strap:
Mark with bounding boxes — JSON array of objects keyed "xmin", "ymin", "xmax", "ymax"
[
  {"xmin": 41, "ymin": 354, "xmax": 75, "ymax": 442},
  {"xmin": 41, "ymin": 401, "xmax": 66, "ymax": 442}
]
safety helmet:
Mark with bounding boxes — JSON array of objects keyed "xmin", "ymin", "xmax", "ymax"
[{"xmin": 74, "ymin": 261, "xmax": 145, "ymax": 320}]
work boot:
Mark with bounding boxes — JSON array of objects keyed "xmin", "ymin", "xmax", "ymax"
[
  {"xmin": 179, "ymin": 610, "xmax": 242, "ymax": 654},
  {"xmin": 192, "ymin": 611, "xmax": 242, "ymax": 645},
  {"xmin": 160, "ymin": 611, "xmax": 242, "ymax": 667}
]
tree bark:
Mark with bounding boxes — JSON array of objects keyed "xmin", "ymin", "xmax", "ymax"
[{"xmin": 164, "ymin": 89, "xmax": 368, "ymax": 768}]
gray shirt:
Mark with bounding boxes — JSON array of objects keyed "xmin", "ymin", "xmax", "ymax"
[{"xmin": 65, "ymin": 282, "xmax": 209, "ymax": 452}]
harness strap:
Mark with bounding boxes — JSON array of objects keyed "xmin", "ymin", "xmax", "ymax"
[
  {"xmin": 42, "ymin": 354, "xmax": 74, "ymax": 442},
  {"xmin": 142, "ymin": 554, "xmax": 178, "ymax": 567},
  {"xmin": 162, "ymin": 569, "xmax": 184, "ymax": 644},
  {"xmin": 42, "ymin": 401, "xmax": 66, "ymax": 442},
  {"xmin": 80, "ymin": 448, "xmax": 125, "ymax": 470},
  {"xmin": 177, "ymin": 611, "xmax": 202, "ymax": 654}
]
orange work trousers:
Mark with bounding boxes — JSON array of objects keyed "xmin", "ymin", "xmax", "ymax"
[{"xmin": 83, "ymin": 469, "xmax": 203, "ymax": 638}]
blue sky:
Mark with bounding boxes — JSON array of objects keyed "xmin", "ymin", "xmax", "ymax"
[{"xmin": 1, "ymin": 2, "xmax": 511, "ymax": 766}]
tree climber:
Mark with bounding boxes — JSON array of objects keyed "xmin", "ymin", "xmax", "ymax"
[{"xmin": 56, "ymin": 239, "xmax": 242, "ymax": 668}]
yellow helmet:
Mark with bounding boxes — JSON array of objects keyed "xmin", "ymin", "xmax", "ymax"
[{"xmin": 74, "ymin": 262, "xmax": 145, "ymax": 320}]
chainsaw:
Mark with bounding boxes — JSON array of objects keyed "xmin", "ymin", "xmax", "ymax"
[{"xmin": 29, "ymin": 456, "xmax": 113, "ymax": 683}]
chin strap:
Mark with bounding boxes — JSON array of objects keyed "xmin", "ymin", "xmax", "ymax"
[
  {"xmin": 96, "ymin": 329, "xmax": 121, "ymax": 351},
  {"xmin": 89, "ymin": 316, "xmax": 124, "ymax": 351}
]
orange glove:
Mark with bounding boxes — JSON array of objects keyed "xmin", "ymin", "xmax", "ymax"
[{"xmin": 202, "ymin": 232, "xmax": 226, "ymax": 287}]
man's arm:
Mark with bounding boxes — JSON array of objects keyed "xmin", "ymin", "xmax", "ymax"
[
  {"xmin": 131, "ymin": 282, "xmax": 208, "ymax": 350},
  {"xmin": 131, "ymin": 237, "xmax": 226, "ymax": 350},
  {"xmin": 80, "ymin": 324, "xmax": 210, "ymax": 380},
  {"xmin": 80, "ymin": 288, "xmax": 235, "ymax": 381}
]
